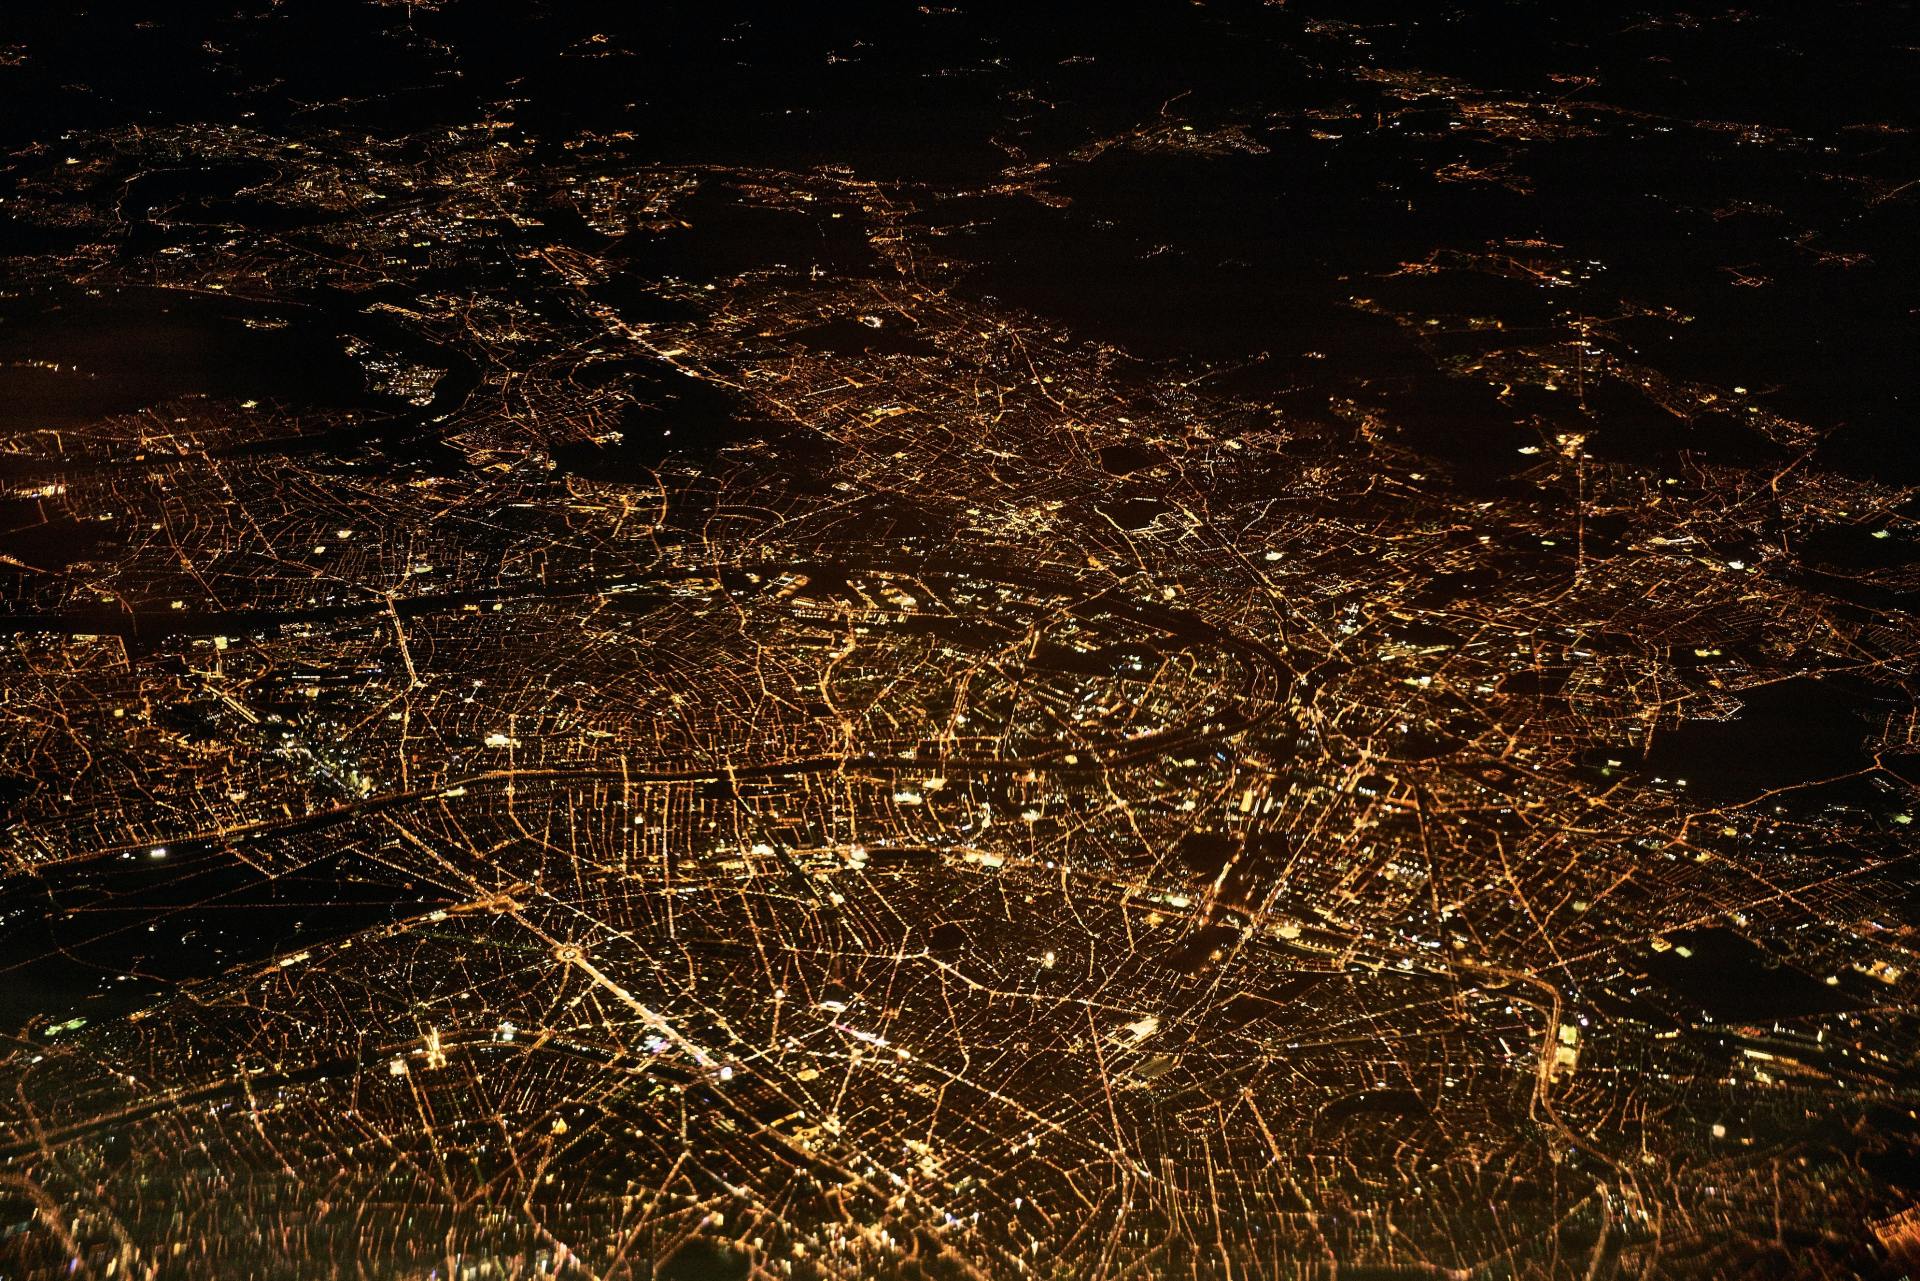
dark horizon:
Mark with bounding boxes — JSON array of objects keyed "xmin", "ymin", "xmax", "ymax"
[{"xmin": 1, "ymin": 3, "xmax": 1917, "ymax": 1278}]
